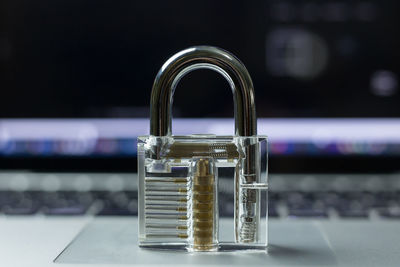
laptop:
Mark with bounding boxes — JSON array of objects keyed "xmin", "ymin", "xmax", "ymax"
[
  {"xmin": 1, "ymin": 118, "xmax": 400, "ymax": 267},
  {"xmin": 1, "ymin": 1, "xmax": 400, "ymax": 266}
]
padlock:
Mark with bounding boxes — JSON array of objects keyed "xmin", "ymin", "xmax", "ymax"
[{"xmin": 138, "ymin": 46, "xmax": 268, "ymax": 252}]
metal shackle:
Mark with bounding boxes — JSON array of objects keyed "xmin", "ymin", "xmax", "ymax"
[{"xmin": 150, "ymin": 46, "xmax": 257, "ymax": 136}]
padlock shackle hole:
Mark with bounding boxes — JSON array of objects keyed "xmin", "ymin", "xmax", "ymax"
[{"xmin": 150, "ymin": 46, "xmax": 257, "ymax": 137}]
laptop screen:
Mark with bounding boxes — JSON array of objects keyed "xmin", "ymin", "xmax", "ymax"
[
  {"xmin": 0, "ymin": 118, "xmax": 399, "ymax": 157},
  {"xmin": 0, "ymin": 1, "xmax": 399, "ymax": 171}
]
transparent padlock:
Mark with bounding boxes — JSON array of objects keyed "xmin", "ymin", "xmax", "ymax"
[{"xmin": 138, "ymin": 46, "xmax": 268, "ymax": 252}]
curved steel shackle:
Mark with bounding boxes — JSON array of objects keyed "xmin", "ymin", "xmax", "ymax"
[{"xmin": 150, "ymin": 46, "xmax": 257, "ymax": 136}]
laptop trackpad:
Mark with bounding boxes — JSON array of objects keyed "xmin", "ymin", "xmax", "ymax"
[{"xmin": 55, "ymin": 218, "xmax": 337, "ymax": 266}]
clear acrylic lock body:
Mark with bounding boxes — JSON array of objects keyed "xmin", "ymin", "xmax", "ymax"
[{"xmin": 138, "ymin": 135, "xmax": 268, "ymax": 252}]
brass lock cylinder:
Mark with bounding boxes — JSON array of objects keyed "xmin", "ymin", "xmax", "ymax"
[{"xmin": 191, "ymin": 158, "xmax": 217, "ymax": 251}]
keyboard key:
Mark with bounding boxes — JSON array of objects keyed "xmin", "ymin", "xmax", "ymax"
[
  {"xmin": 286, "ymin": 191, "xmax": 307, "ymax": 205},
  {"xmin": 2, "ymin": 198, "xmax": 39, "ymax": 215},
  {"xmin": 44, "ymin": 205, "xmax": 88, "ymax": 215},
  {"xmin": 97, "ymin": 206, "xmax": 137, "ymax": 216},
  {"xmin": 314, "ymin": 191, "xmax": 341, "ymax": 208},
  {"xmin": 289, "ymin": 208, "xmax": 328, "ymax": 218},
  {"xmin": 0, "ymin": 191, "xmax": 24, "ymax": 206},
  {"xmin": 269, "ymin": 192, "xmax": 281, "ymax": 202},
  {"xmin": 268, "ymin": 204, "xmax": 279, "ymax": 217},
  {"xmin": 337, "ymin": 209, "xmax": 369, "ymax": 218},
  {"xmin": 97, "ymin": 209, "xmax": 136, "ymax": 216},
  {"xmin": 97, "ymin": 197, "xmax": 138, "ymax": 216},
  {"xmin": 3, "ymin": 205, "xmax": 39, "ymax": 215},
  {"xmin": 378, "ymin": 207, "xmax": 400, "ymax": 218},
  {"xmin": 220, "ymin": 201, "xmax": 234, "ymax": 217}
]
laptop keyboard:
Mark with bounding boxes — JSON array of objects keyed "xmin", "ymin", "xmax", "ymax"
[
  {"xmin": 1, "ymin": 190, "xmax": 400, "ymax": 219},
  {"xmin": 0, "ymin": 172, "xmax": 399, "ymax": 219}
]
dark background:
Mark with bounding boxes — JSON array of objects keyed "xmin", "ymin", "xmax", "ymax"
[{"xmin": 1, "ymin": 0, "xmax": 399, "ymax": 119}]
